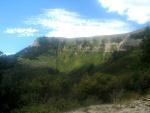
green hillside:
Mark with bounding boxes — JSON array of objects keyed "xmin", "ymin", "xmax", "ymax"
[{"xmin": 0, "ymin": 27, "xmax": 150, "ymax": 113}]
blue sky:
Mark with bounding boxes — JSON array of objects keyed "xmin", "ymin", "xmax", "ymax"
[{"xmin": 0, "ymin": 0, "xmax": 150, "ymax": 54}]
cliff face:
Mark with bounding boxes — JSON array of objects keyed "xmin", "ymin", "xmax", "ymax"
[
  {"xmin": 30, "ymin": 31, "xmax": 142, "ymax": 54},
  {"xmin": 119, "ymin": 36, "xmax": 142, "ymax": 50}
]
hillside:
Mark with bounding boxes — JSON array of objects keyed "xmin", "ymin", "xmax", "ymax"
[
  {"xmin": 0, "ymin": 27, "xmax": 150, "ymax": 113},
  {"xmin": 15, "ymin": 27, "xmax": 144, "ymax": 75}
]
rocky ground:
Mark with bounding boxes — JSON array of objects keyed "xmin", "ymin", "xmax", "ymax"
[{"xmin": 65, "ymin": 95, "xmax": 150, "ymax": 113}]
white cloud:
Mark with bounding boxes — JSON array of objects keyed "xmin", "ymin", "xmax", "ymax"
[
  {"xmin": 98, "ymin": 0, "xmax": 150, "ymax": 24},
  {"xmin": 4, "ymin": 52, "xmax": 15, "ymax": 55},
  {"xmin": 25, "ymin": 9, "xmax": 131, "ymax": 38},
  {"xmin": 4, "ymin": 28, "xmax": 38, "ymax": 37}
]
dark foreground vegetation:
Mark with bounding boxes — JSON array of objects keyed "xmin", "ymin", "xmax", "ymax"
[{"xmin": 0, "ymin": 27, "xmax": 150, "ymax": 113}]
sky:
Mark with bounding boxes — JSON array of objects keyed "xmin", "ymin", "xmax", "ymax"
[{"xmin": 0, "ymin": 0, "xmax": 150, "ymax": 55}]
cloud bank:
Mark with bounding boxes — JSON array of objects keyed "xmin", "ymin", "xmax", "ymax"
[
  {"xmin": 98, "ymin": 0, "xmax": 150, "ymax": 24},
  {"xmin": 25, "ymin": 9, "xmax": 131, "ymax": 38},
  {"xmin": 5, "ymin": 28, "xmax": 38, "ymax": 37}
]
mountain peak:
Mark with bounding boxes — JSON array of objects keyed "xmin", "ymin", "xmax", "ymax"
[{"xmin": 30, "ymin": 37, "xmax": 49, "ymax": 47}]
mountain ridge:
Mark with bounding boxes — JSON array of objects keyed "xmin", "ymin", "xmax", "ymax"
[{"xmin": 28, "ymin": 27, "xmax": 144, "ymax": 55}]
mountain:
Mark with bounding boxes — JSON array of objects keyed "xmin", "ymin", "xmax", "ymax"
[
  {"xmin": 14, "ymin": 27, "xmax": 144, "ymax": 76},
  {"xmin": 1, "ymin": 27, "xmax": 150, "ymax": 113},
  {"xmin": 16, "ymin": 27, "xmax": 144, "ymax": 63},
  {"xmin": 30, "ymin": 30, "xmax": 143, "ymax": 53}
]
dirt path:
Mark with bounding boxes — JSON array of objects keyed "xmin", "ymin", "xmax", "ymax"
[{"xmin": 65, "ymin": 96, "xmax": 150, "ymax": 113}]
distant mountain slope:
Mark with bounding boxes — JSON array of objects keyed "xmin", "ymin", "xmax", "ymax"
[
  {"xmin": 17, "ymin": 27, "xmax": 145, "ymax": 59},
  {"xmin": 13, "ymin": 27, "xmax": 146, "ymax": 77}
]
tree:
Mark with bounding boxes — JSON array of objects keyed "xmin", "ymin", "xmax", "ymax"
[
  {"xmin": 140, "ymin": 26, "xmax": 150, "ymax": 66},
  {"xmin": 0, "ymin": 51, "xmax": 4, "ymax": 83},
  {"xmin": 0, "ymin": 51, "xmax": 3, "ymax": 56}
]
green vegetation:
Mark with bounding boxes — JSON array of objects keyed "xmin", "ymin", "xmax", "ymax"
[
  {"xmin": 0, "ymin": 27, "xmax": 150, "ymax": 113},
  {"xmin": 140, "ymin": 26, "xmax": 150, "ymax": 66}
]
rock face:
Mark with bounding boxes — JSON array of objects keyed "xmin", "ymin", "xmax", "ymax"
[
  {"xmin": 119, "ymin": 36, "xmax": 142, "ymax": 50},
  {"xmin": 30, "ymin": 38, "xmax": 40, "ymax": 47},
  {"xmin": 30, "ymin": 28, "xmax": 144, "ymax": 54},
  {"xmin": 65, "ymin": 95, "xmax": 150, "ymax": 113},
  {"xmin": 30, "ymin": 37, "xmax": 52, "ymax": 47}
]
